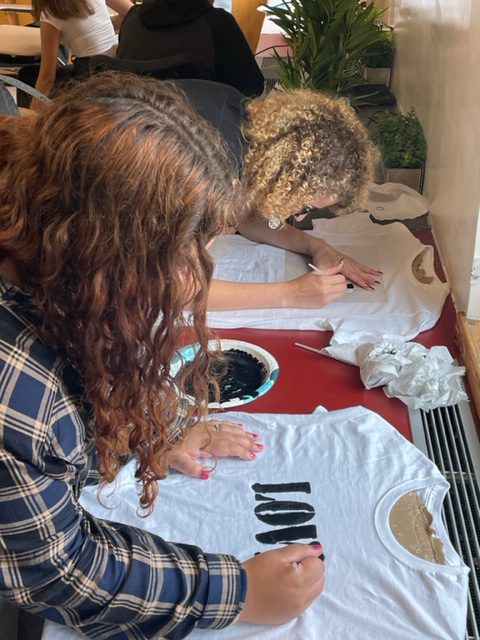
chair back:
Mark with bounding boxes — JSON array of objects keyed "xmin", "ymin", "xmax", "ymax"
[
  {"xmin": 85, "ymin": 53, "xmax": 214, "ymax": 81},
  {"xmin": 0, "ymin": 74, "xmax": 50, "ymax": 115}
]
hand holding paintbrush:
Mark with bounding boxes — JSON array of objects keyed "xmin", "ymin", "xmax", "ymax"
[{"xmin": 308, "ymin": 262, "xmax": 355, "ymax": 291}]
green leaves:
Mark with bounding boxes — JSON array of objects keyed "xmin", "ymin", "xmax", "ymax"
[
  {"xmin": 373, "ymin": 109, "xmax": 427, "ymax": 168},
  {"xmin": 361, "ymin": 36, "xmax": 394, "ymax": 68},
  {"xmin": 264, "ymin": 0, "xmax": 390, "ymax": 102}
]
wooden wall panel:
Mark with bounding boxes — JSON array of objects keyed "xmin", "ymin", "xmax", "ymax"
[{"xmin": 231, "ymin": 0, "xmax": 265, "ymax": 53}]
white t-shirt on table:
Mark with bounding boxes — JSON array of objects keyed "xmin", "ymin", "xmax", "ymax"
[
  {"xmin": 40, "ymin": 0, "xmax": 117, "ymax": 58},
  {"xmin": 42, "ymin": 405, "xmax": 469, "ymax": 640},
  {"xmin": 207, "ymin": 212, "xmax": 449, "ymax": 344}
]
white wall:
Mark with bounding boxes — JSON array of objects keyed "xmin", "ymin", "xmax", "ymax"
[{"xmin": 387, "ymin": 0, "xmax": 480, "ymax": 318}]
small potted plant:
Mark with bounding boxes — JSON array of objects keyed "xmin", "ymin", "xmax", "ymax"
[
  {"xmin": 361, "ymin": 31, "xmax": 394, "ymax": 86},
  {"xmin": 373, "ymin": 109, "xmax": 427, "ymax": 193}
]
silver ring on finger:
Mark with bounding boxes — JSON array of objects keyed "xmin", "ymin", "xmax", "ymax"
[{"xmin": 202, "ymin": 453, "xmax": 218, "ymax": 475}]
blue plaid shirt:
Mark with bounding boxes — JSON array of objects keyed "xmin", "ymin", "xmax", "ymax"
[{"xmin": 0, "ymin": 277, "xmax": 246, "ymax": 639}]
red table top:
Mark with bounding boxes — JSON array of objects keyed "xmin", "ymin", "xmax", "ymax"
[{"xmin": 212, "ymin": 229, "xmax": 457, "ymax": 442}]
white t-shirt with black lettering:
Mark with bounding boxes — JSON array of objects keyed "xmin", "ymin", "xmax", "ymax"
[{"xmin": 43, "ymin": 406, "xmax": 469, "ymax": 640}]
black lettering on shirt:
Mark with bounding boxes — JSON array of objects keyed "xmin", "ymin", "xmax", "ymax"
[
  {"xmin": 252, "ymin": 482, "xmax": 311, "ymax": 496},
  {"xmin": 256, "ymin": 525, "xmax": 318, "ymax": 545},
  {"xmin": 251, "ymin": 481, "xmax": 317, "ymax": 545},
  {"xmin": 255, "ymin": 500, "xmax": 315, "ymax": 526}
]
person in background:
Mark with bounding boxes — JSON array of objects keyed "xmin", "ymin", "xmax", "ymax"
[
  {"xmin": 0, "ymin": 72, "xmax": 324, "ymax": 639},
  {"xmin": 27, "ymin": 0, "xmax": 133, "ymax": 106},
  {"xmin": 174, "ymin": 79, "xmax": 381, "ymax": 310},
  {"xmin": 117, "ymin": 0, "xmax": 265, "ymax": 96}
]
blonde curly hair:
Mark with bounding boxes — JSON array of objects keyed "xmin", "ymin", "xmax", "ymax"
[{"xmin": 242, "ymin": 89, "xmax": 375, "ymax": 220}]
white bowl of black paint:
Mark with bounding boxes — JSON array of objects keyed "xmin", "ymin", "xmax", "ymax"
[{"xmin": 170, "ymin": 339, "xmax": 279, "ymax": 409}]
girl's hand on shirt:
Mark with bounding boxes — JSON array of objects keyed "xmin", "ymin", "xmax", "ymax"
[
  {"xmin": 309, "ymin": 239, "xmax": 382, "ymax": 290},
  {"xmin": 167, "ymin": 419, "xmax": 263, "ymax": 479},
  {"xmin": 239, "ymin": 544, "xmax": 325, "ymax": 624},
  {"xmin": 337, "ymin": 254, "xmax": 382, "ymax": 290},
  {"xmin": 284, "ymin": 262, "xmax": 347, "ymax": 307}
]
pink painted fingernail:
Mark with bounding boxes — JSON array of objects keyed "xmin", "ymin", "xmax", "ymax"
[
  {"xmin": 256, "ymin": 443, "xmax": 264, "ymax": 450},
  {"xmin": 312, "ymin": 544, "xmax": 323, "ymax": 552},
  {"xmin": 251, "ymin": 433, "xmax": 259, "ymax": 439},
  {"xmin": 200, "ymin": 471, "xmax": 210, "ymax": 480},
  {"xmin": 249, "ymin": 452, "xmax": 257, "ymax": 459}
]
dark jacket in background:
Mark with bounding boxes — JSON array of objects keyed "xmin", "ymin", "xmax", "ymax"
[
  {"xmin": 117, "ymin": 0, "xmax": 264, "ymax": 96},
  {"xmin": 176, "ymin": 78, "xmax": 246, "ymax": 172}
]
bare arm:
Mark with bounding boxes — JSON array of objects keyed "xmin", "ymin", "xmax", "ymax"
[
  {"xmin": 237, "ymin": 212, "xmax": 325, "ymax": 255},
  {"xmin": 107, "ymin": 0, "xmax": 133, "ymax": 30},
  {"xmin": 207, "ymin": 212, "xmax": 346, "ymax": 310},
  {"xmin": 208, "ymin": 269, "xmax": 347, "ymax": 311},
  {"xmin": 106, "ymin": 0, "xmax": 133, "ymax": 15},
  {"xmin": 208, "ymin": 280, "xmax": 296, "ymax": 310},
  {"xmin": 32, "ymin": 22, "xmax": 61, "ymax": 109},
  {"xmin": 207, "ymin": 211, "xmax": 383, "ymax": 310},
  {"xmin": 237, "ymin": 212, "xmax": 382, "ymax": 289}
]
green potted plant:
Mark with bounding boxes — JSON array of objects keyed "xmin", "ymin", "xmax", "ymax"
[
  {"xmin": 373, "ymin": 109, "xmax": 427, "ymax": 192},
  {"xmin": 264, "ymin": 0, "xmax": 390, "ymax": 103},
  {"xmin": 361, "ymin": 30, "xmax": 394, "ymax": 86}
]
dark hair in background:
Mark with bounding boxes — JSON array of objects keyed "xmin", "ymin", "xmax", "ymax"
[
  {"xmin": 32, "ymin": 0, "xmax": 94, "ymax": 21},
  {"xmin": 0, "ymin": 72, "xmax": 246, "ymax": 510}
]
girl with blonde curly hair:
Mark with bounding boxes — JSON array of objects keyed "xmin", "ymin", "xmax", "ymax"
[
  {"xmin": 0, "ymin": 74, "xmax": 324, "ymax": 638},
  {"xmin": 243, "ymin": 89, "xmax": 373, "ymax": 219},
  {"xmin": 175, "ymin": 79, "xmax": 382, "ymax": 311}
]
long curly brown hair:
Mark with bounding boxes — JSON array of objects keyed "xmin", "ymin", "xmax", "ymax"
[
  {"xmin": 0, "ymin": 73, "xmax": 246, "ymax": 510},
  {"xmin": 242, "ymin": 89, "xmax": 375, "ymax": 220}
]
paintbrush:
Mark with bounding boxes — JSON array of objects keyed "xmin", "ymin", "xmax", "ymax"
[{"xmin": 307, "ymin": 262, "xmax": 354, "ymax": 289}]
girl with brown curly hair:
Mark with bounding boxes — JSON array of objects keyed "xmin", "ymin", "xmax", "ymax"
[
  {"xmin": 0, "ymin": 74, "xmax": 324, "ymax": 638},
  {"xmin": 175, "ymin": 79, "xmax": 382, "ymax": 311}
]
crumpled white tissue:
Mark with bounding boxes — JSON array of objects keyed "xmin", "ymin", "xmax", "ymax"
[{"xmin": 322, "ymin": 340, "xmax": 468, "ymax": 410}]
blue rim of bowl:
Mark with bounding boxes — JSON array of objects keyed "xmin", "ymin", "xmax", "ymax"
[{"xmin": 170, "ymin": 339, "xmax": 280, "ymax": 409}]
